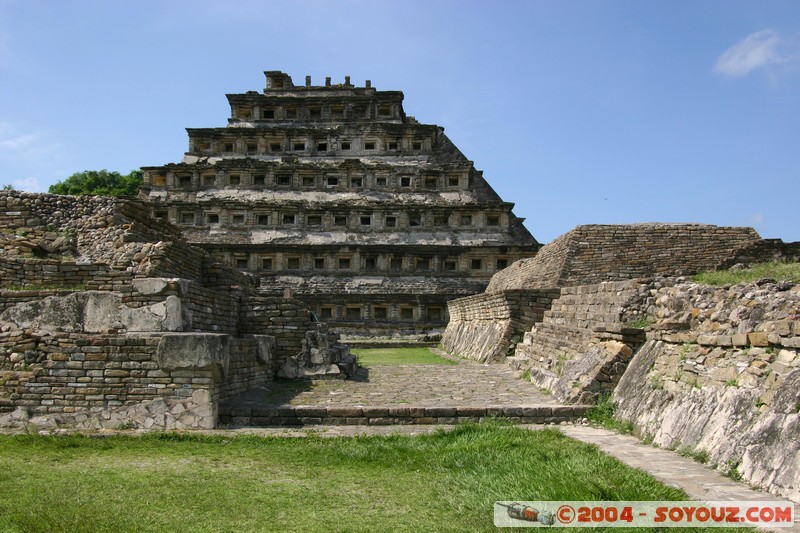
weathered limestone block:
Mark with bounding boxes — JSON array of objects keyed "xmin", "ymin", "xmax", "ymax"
[
  {"xmin": 614, "ymin": 340, "xmax": 800, "ymax": 504},
  {"xmin": 0, "ymin": 293, "xmax": 83, "ymax": 331},
  {"xmin": 131, "ymin": 277, "xmax": 189, "ymax": 296},
  {"xmin": 157, "ymin": 333, "xmax": 229, "ymax": 380},
  {"xmin": 122, "ymin": 295, "xmax": 186, "ymax": 332},
  {"xmin": 0, "ymin": 407, "xmax": 30, "ymax": 428},
  {"xmin": 82, "ymin": 292, "xmax": 124, "ymax": 332},
  {"xmin": 738, "ymin": 369, "xmax": 800, "ymax": 503},
  {"xmin": 250, "ymin": 334, "xmax": 275, "ymax": 365},
  {"xmin": 0, "ymin": 291, "xmax": 189, "ymax": 333},
  {"xmin": 441, "ymin": 319, "xmax": 510, "ymax": 363},
  {"xmin": 531, "ymin": 341, "xmax": 633, "ymax": 404}
]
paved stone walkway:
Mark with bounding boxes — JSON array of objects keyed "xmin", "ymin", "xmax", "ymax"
[
  {"xmin": 559, "ymin": 426, "xmax": 800, "ymax": 532},
  {"xmin": 231, "ymin": 357, "xmax": 559, "ymax": 408},
  {"xmin": 218, "ymin": 353, "xmax": 588, "ymax": 426}
]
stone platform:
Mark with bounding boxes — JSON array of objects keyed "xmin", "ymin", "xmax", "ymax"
[{"xmin": 219, "ymin": 354, "xmax": 588, "ymax": 427}]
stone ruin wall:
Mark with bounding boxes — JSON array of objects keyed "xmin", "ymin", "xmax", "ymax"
[
  {"xmin": 446, "ymin": 223, "xmax": 796, "ymax": 366},
  {"xmin": 612, "ymin": 278, "xmax": 800, "ymax": 503},
  {"xmin": 504, "ymin": 276, "xmax": 800, "ymax": 502},
  {"xmin": 0, "ymin": 190, "xmax": 351, "ymax": 431},
  {"xmin": 442, "ymin": 223, "xmax": 800, "ymax": 502},
  {"xmin": 439, "ymin": 289, "xmax": 560, "ymax": 363},
  {"xmin": 486, "ymin": 223, "xmax": 770, "ymax": 292},
  {"xmin": 510, "ymin": 280, "xmax": 648, "ymax": 403}
]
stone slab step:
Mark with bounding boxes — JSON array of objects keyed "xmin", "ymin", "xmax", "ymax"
[{"xmin": 218, "ymin": 404, "xmax": 589, "ymax": 427}]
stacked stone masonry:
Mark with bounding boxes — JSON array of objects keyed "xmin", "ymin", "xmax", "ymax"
[
  {"xmin": 442, "ymin": 223, "xmax": 799, "ymax": 502},
  {"xmin": 0, "ymin": 190, "xmax": 352, "ymax": 430},
  {"xmin": 440, "ymin": 289, "xmax": 560, "ymax": 363},
  {"xmin": 613, "ymin": 278, "xmax": 800, "ymax": 503},
  {"xmin": 486, "ymin": 223, "xmax": 793, "ymax": 292},
  {"xmin": 510, "ymin": 280, "xmax": 647, "ymax": 404},
  {"xmin": 220, "ymin": 405, "xmax": 588, "ymax": 427},
  {"xmin": 498, "ymin": 277, "xmax": 799, "ymax": 503},
  {"xmin": 141, "ymin": 71, "xmax": 539, "ymax": 336}
]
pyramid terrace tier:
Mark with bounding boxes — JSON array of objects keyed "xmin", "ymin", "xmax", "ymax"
[
  {"xmin": 197, "ymin": 243, "xmax": 533, "ymax": 279},
  {"xmin": 147, "ymin": 191, "xmax": 532, "ymax": 243},
  {"xmin": 226, "ymin": 89, "xmax": 406, "ymax": 126},
  {"xmin": 256, "ymin": 276, "xmax": 488, "ymax": 335},
  {"xmin": 184, "ymin": 122, "xmax": 451, "ymax": 161},
  {"xmin": 224, "ymin": 70, "xmax": 408, "ymax": 128},
  {"xmin": 141, "ymin": 160, "xmax": 502, "ymax": 200}
]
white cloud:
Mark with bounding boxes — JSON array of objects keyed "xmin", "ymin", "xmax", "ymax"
[
  {"xmin": 714, "ymin": 29, "xmax": 800, "ymax": 78},
  {"xmin": 714, "ymin": 30, "xmax": 781, "ymax": 77},
  {"xmin": 749, "ymin": 213, "xmax": 765, "ymax": 224}
]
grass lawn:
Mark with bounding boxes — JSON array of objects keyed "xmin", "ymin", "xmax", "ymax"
[
  {"xmin": 695, "ymin": 261, "xmax": 800, "ymax": 285},
  {"xmin": 0, "ymin": 423, "xmax": 702, "ymax": 533},
  {"xmin": 352, "ymin": 347, "xmax": 457, "ymax": 366}
]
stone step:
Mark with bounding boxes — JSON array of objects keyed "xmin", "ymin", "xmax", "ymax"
[
  {"xmin": 0, "ymin": 399, "xmax": 14, "ymax": 414},
  {"xmin": 548, "ymin": 295, "xmax": 626, "ymax": 308},
  {"xmin": 528, "ymin": 323, "xmax": 594, "ymax": 341},
  {"xmin": 544, "ymin": 309, "xmax": 623, "ymax": 323},
  {"xmin": 516, "ymin": 325, "xmax": 593, "ymax": 360},
  {"xmin": 218, "ymin": 404, "xmax": 589, "ymax": 427}
]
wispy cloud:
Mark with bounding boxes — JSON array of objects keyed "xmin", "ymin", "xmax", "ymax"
[
  {"xmin": 11, "ymin": 176, "xmax": 43, "ymax": 192},
  {"xmin": 0, "ymin": 122, "xmax": 63, "ymax": 164},
  {"xmin": 714, "ymin": 29, "xmax": 799, "ymax": 78}
]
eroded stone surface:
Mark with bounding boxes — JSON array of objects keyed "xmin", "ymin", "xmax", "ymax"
[{"xmin": 157, "ymin": 333, "xmax": 230, "ymax": 379}]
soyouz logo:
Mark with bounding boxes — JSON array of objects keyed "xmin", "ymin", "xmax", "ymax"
[{"xmin": 494, "ymin": 501, "xmax": 796, "ymax": 528}]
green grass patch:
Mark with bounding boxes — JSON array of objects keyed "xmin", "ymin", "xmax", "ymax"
[
  {"xmin": 677, "ymin": 446, "xmax": 711, "ymax": 465},
  {"xmin": 586, "ymin": 395, "xmax": 635, "ymax": 434},
  {"xmin": 351, "ymin": 347, "xmax": 457, "ymax": 367},
  {"xmin": 0, "ymin": 423, "xmax": 694, "ymax": 532},
  {"xmin": 626, "ymin": 317, "xmax": 653, "ymax": 329},
  {"xmin": 695, "ymin": 261, "xmax": 800, "ymax": 286}
]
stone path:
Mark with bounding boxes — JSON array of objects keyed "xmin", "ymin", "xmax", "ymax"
[
  {"xmin": 218, "ymin": 353, "xmax": 589, "ymax": 426},
  {"xmin": 559, "ymin": 426, "xmax": 800, "ymax": 532}
]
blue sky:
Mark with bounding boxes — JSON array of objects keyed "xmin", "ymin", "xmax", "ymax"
[{"xmin": 1, "ymin": 0, "xmax": 798, "ymax": 244}]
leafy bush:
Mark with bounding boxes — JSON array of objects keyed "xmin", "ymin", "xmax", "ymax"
[{"xmin": 49, "ymin": 169, "xmax": 143, "ymax": 198}]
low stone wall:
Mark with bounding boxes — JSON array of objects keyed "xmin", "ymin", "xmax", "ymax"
[
  {"xmin": 220, "ymin": 404, "xmax": 589, "ymax": 427},
  {"xmin": 0, "ymin": 331, "xmax": 274, "ymax": 430},
  {"xmin": 441, "ymin": 289, "xmax": 560, "ymax": 363},
  {"xmin": 0, "ymin": 257, "xmax": 114, "ymax": 289}
]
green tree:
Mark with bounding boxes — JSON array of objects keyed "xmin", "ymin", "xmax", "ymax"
[{"xmin": 48, "ymin": 169, "xmax": 143, "ymax": 197}]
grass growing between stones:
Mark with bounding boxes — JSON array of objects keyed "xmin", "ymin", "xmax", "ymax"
[
  {"xmin": 585, "ymin": 395, "xmax": 635, "ymax": 435},
  {"xmin": 695, "ymin": 261, "xmax": 800, "ymax": 285},
  {"xmin": 352, "ymin": 347, "xmax": 457, "ymax": 367},
  {"xmin": 0, "ymin": 422, "xmax": 697, "ymax": 533}
]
